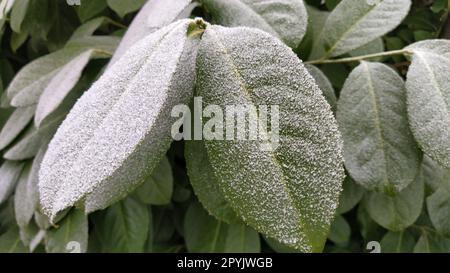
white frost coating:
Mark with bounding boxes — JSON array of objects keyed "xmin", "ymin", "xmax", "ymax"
[
  {"xmin": 0, "ymin": 161, "xmax": 25, "ymax": 204},
  {"xmin": 305, "ymin": 64, "xmax": 336, "ymax": 112},
  {"xmin": 337, "ymin": 62, "xmax": 420, "ymax": 194},
  {"xmin": 34, "ymin": 50, "xmax": 95, "ymax": 127},
  {"xmin": 320, "ymin": 0, "xmax": 411, "ymax": 57},
  {"xmin": 39, "ymin": 19, "xmax": 200, "ymax": 221},
  {"xmin": 0, "ymin": 105, "xmax": 36, "ymax": 150},
  {"xmin": 202, "ymin": 0, "xmax": 308, "ymax": 49},
  {"xmin": 405, "ymin": 39, "xmax": 450, "ymax": 167},
  {"xmin": 197, "ymin": 25, "xmax": 344, "ymax": 252},
  {"xmin": 109, "ymin": 0, "xmax": 192, "ymax": 66}
]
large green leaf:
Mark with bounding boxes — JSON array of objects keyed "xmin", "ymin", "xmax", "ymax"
[
  {"xmin": 185, "ymin": 140, "xmax": 238, "ymax": 223},
  {"xmin": 133, "ymin": 157, "xmax": 173, "ymax": 205},
  {"xmin": 414, "ymin": 231, "xmax": 450, "ymax": 253},
  {"xmin": 337, "ymin": 62, "xmax": 420, "ymax": 194},
  {"xmin": 46, "ymin": 209, "xmax": 88, "ymax": 253},
  {"xmin": 184, "ymin": 202, "xmax": 260, "ymax": 253},
  {"xmin": 109, "ymin": 0, "xmax": 192, "ymax": 65},
  {"xmin": 76, "ymin": 0, "xmax": 107, "ymax": 22},
  {"xmin": 201, "ymin": 0, "xmax": 307, "ymax": 49},
  {"xmin": 0, "ymin": 160, "xmax": 24, "ymax": 204},
  {"xmin": 380, "ymin": 230, "xmax": 416, "ymax": 253},
  {"xmin": 196, "ymin": 25, "xmax": 344, "ymax": 252},
  {"xmin": 318, "ymin": 0, "xmax": 411, "ymax": 58},
  {"xmin": 364, "ymin": 172, "xmax": 424, "ymax": 231},
  {"xmin": 100, "ymin": 197, "xmax": 149, "ymax": 253},
  {"xmin": 405, "ymin": 39, "xmax": 450, "ymax": 168},
  {"xmin": 13, "ymin": 162, "xmax": 33, "ymax": 227},
  {"xmin": 38, "ymin": 20, "xmax": 202, "ymax": 221},
  {"xmin": 9, "ymin": 0, "xmax": 28, "ymax": 33},
  {"xmin": 327, "ymin": 215, "xmax": 350, "ymax": 245},
  {"xmin": 106, "ymin": 0, "xmax": 146, "ymax": 18}
]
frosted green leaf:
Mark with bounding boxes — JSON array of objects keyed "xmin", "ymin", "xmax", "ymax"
[
  {"xmin": 337, "ymin": 62, "xmax": 420, "ymax": 194},
  {"xmin": 14, "ymin": 162, "xmax": 33, "ymax": 227},
  {"xmin": 4, "ymin": 115, "xmax": 63, "ymax": 160},
  {"xmin": 197, "ymin": 25, "xmax": 344, "ymax": 252},
  {"xmin": 201, "ymin": 0, "xmax": 308, "ymax": 49},
  {"xmin": 39, "ymin": 19, "xmax": 202, "ymax": 221},
  {"xmin": 305, "ymin": 64, "xmax": 337, "ymax": 112},
  {"xmin": 405, "ymin": 39, "xmax": 450, "ymax": 167},
  {"xmin": 0, "ymin": 161, "xmax": 24, "ymax": 204},
  {"xmin": 185, "ymin": 140, "xmax": 238, "ymax": 223},
  {"xmin": 0, "ymin": 105, "xmax": 35, "ymax": 150},
  {"xmin": 264, "ymin": 236, "xmax": 299, "ymax": 253},
  {"xmin": 109, "ymin": 0, "xmax": 192, "ymax": 66},
  {"xmin": 328, "ymin": 215, "xmax": 350, "ymax": 245},
  {"xmin": 107, "ymin": 0, "xmax": 146, "ymax": 18},
  {"xmin": 380, "ymin": 230, "xmax": 415, "ymax": 253},
  {"xmin": 184, "ymin": 202, "xmax": 260, "ymax": 253},
  {"xmin": 0, "ymin": 227, "xmax": 27, "ymax": 253},
  {"xmin": 336, "ymin": 176, "xmax": 364, "ymax": 214},
  {"xmin": 364, "ymin": 172, "xmax": 424, "ymax": 231},
  {"xmin": 34, "ymin": 50, "xmax": 96, "ymax": 127},
  {"xmin": 46, "ymin": 209, "xmax": 88, "ymax": 253},
  {"xmin": 414, "ymin": 232, "xmax": 450, "ymax": 253},
  {"xmin": 349, "ymin": 38, "xmax": 384, "ymax": 60},
  {"xmin": 319, "ymin": 0, "xmax": 411, "ymax": 58},
  {"xmin": 133, "ymin": 157, "xmax": 173, "ymax": 205},
  {"xmin": 427, "ymin": 183, "xmax": 450, "ymax": 238},
  {"xmin": 100, "ymin": 197, "xmax": 149, "ymax": 253}
]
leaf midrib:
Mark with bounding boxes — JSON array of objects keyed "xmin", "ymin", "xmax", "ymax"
[{"xmin": 208, "ymin": 28, "xmax": 308, "ymax": 247}]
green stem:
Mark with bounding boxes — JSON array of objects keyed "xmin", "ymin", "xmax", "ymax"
[{"xmin": 305, "ymin": 49, "xmax": 413, "ymax": 65}]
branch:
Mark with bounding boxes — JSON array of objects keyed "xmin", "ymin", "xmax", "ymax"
[{"xmin": 305, "ymin": 49, "xmax": 412, "ymax": 65}]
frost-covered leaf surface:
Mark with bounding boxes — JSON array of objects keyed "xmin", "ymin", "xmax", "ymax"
[
  {"xmin": 405, "ymin": 39, "xmax": 450, "ymax": 167},
  {"xmin": 0, "ymin": 105, "xmax": 35, "ymax": 150},
  {"xmin": 185, "ymin": 141, "xmax": 238, "ymax": 224},
  {"xmin": 0, "ymin": 161, "xmax": 24, "ymax": 204},
  {"xmin": 133, "ymin": 157, "xmax": 173, "ymax": 206},
  {"xmin": 201, "ymin": 0, "xmax": 308, "ymax": 48},
  {"xmin": 184, "ymin": 202, "xmax": 260, "ymax": 253},
  {"xmin": 109, "ymin": 0, "xmax": 192, "ymax": 65},
  {"xmin": 39, "ymin": 19, "xmax": 201, "ymax": 221},
  {"xmin": 319, "ymin": 0, "xmax": 411, "ymax": 57},
  {"xmin": 337, "ymin": 62, "xmax": 420, "ymax": 194},
  {"xmin": 196, "ymin": 25, "xmax": 344, "ymax": 252},
  {"xmin": 364, "ymin": 172, "xmax": 424, "ymax": 231},
  {"xmin": 46, "ymin": 209, "xmax": 88, "ymax": 253},
  {"xmin": 305, "ymin": 64, "xmax": 336, "ymax": 112},
  {"xmin": 349, "ymin": 38, "xmax": 384, "ymax": 59}
]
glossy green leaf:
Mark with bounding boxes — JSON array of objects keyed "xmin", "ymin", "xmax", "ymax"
[
  {"xmin": 405, "ymin": 39, "xmax": 450, "ymax": 167},
  {"xmin": 380, "ymin": 230, "xmax": 415, "ymax": 253},
  {"xmin": 319, "ymin": 0, "xmax": 411, "ymax": 57},
  {"xmin": 100, "ymin": 197, "xmax": 149, "ymax": 253},
  {"xmin": 0, "ymin": 227, "xmax": 28, "ymax": 253},
  {"xmin": 196, "ymin": 25, "xmax": 344, "ymax": 252},
  {"xmin": 201, "ymin": 0, "xmax": 308, "ymax": 49},
  {"xmin": 133, "ymin": 157, "xmax": 173, "ymax": 205},
  {"xmin": 185, "ymin": 140, "xmax": 238, "ymax": 223},
  {"xmin": 38, "ymin": 20, "xmax": 201, "ymax": 221},
  {"xmin": 184, "ymin": 202, "xmax": 260, "ymax": 253},
  {"xmin": 337, "ymin": 62, "xmax": 420, "ymax": 194},
  {"xmin": 364, "ymin": 172, "xmax": 424, "ymax": 231},
  {"xmin": 107, "ymin": 0, "xmax": 146, "ymax": 17},
  {"xmin": 336, "ymin": 176, "xmax": 365, "ymax": 214},
  {"xmin": 328, "ymin": 215, "xmax": 350, "ymax": 245},
  {"xmin": 46, "ymin": 209, "xmax": 88, "ymax": 253}
]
